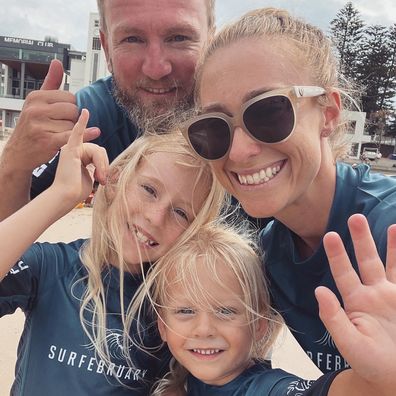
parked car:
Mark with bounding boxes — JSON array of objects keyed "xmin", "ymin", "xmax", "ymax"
[{"xmin": 361, "ymin": 147, "xmax": 382, "ymax": 163}]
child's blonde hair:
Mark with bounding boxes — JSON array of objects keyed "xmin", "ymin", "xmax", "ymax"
[
  {"xmin": 76, "ymin": 129, "xmax": 225, "ymax": 372},
  {"xmin": 195, "ymin": 7, "xmax": 361, "ymax": 160},
  {"xmin": 145, "ymin": 223, "xmax": 283, "ymax": 395}
]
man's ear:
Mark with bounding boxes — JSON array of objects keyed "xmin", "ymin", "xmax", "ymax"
[
  {"xmin": 321, "ymin": 90, "xmax": 341, "ymax": 138},
  {"xmin": 157, "ymin": 314, "xmax": 167, "ymax": 343},
  {"xmin": 100, "ymin": 30, "xmax": 113, "ymax": 73}
]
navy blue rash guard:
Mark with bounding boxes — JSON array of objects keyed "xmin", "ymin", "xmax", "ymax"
[
  {"xmin": 261, "ymin": 162, "xmax": 396, "ymax": 373},
  {"xmin": 0, "ymin": 239, "xmax": 170, "ymax": 395}
]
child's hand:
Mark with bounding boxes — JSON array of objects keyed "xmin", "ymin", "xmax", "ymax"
[
  {"xmin": 316, "ymin": 214, "xmax": 396, "ymax": 391},
  {"xmin": 53, "ymin": 109, "xmax": 109, "ymax": 205}
]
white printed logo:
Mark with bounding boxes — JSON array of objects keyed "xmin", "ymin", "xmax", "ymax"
[
  {"xmin": 86, "ymin": 329, "xmax": 132, "ymax": 361},
  {"xmin": 287, "ymin": 379, "xmax": 315, "ymax": 395},
  {"xmin": 7, "ymin": 260, "xmax": 29, "ymax": 276},
  {"xmin": 315, "ymin": 330, "xmax": 336, "ymax": 348},
  {"xmin": 33, "ymin": 154, "xmax": 58, "ymax": 177}
]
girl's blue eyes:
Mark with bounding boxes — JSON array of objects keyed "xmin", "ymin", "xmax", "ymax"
[
  {"xmin": 217, "ymin": 307, "xmax": 236, "ymax": 316},
  {"xmin": 142, "ymin": 184, "xmax": 156, "ymax": 196},
  {"xmin": 174, "ymin": 307, "xmax": 237, "ymax": 317},
  {"xmin": 141, "ymin": 184, "xmax": 189, "ymax": 222},
  {"xmin": 174, "ymin": 208, "xmax": 188, "ymax": 222},
  {"xmin": 176, "ymin": 308, "xmax": 195, "ymax": 315}
]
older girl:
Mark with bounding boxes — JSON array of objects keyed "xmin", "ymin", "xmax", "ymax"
[{"xmin": 0, "ymin": 110, "xmax": 224, "ymax": 395}]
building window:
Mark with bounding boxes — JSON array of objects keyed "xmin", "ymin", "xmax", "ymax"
[
  {"xmin": 349, "ymin": 142, "xmax": 359, "ymax": 157},
  {"xmin": 92, "ymin": 37, "xmax": 101, "ymax": 51},
  {"xmin": 347, "ymin": 121, "xmax": 357, "ymax": 135},
  {"xmin": 92, "ymin": 53, "xmax": 98, "ymax": 82},
  {"xmin": 94, "ymin": 20, "xmax": 99, "ymax": 27}
]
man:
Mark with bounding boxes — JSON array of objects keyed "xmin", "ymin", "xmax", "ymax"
[{"xmin": 0, "ymin": 0, "xmax": 215, "ymax": 219}]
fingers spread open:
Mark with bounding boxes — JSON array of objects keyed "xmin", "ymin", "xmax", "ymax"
[
  {"xmin": 348, "ymin": 214, "xmax": 386, "ymax": 285},
  {"xmin": 315, "ymin": 286, "xmax": 360, "ymax": 359},
  {"xmin": 323, "ymin": 231, "xmax": 361, "ymax": 296}
]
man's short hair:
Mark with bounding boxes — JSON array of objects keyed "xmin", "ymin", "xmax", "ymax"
[{"xmin": 96, "ymin": 0, "xmax": 215, "ymax": 34}]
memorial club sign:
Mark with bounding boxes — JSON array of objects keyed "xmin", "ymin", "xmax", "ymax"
[{"xmin": 0, "ymin": 36, "xmax": 69, "ymax": 51}]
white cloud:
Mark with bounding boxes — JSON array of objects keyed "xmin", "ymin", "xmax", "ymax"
[
  {"xmin": 352, "ymin": 0, "xmax": 396, "ymax": 25},
  {"xmin": 0, "ymin": 0, "xmax": 98, "ymax": 50},
  {"xmin": 216, "ymin": 0, "xmax": 395, "ymax": 32}
]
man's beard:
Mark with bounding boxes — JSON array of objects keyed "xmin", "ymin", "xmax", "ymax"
[{"xmin": 112, "ymin": 76, "xmax": 194, "ymax": 135}]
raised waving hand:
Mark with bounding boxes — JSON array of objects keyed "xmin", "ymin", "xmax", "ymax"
[{"xmin": 316, "ymin": 214, "xmax": 396, "ymax": 395}]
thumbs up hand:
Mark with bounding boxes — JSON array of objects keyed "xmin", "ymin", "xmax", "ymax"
[
  {"xmin": 3, "ymin": 59, "xmax": 100, "ymax": 172},
  {"xmin": 40, "ymin": 57, "xmax": 65, "ymax": 90}
]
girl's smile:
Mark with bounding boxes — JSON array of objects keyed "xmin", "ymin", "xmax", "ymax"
[
  {"xmin": 127, "ymin": 223, "xmax": 158, "ymax": 247},
  {"xmin": 120, "ymin": 151, "xmax": 209, "ymax": 270}
]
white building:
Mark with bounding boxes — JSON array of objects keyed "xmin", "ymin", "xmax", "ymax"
[
  {"xmin": 83, "ymin": 12, "xmax": 109, "ymax": 87},
  {"xmin": 0, "ymin": 12, "xmax": 109, "ymax": 135},
  {"xmin": 343, "ymin": 110, "xmax": 370, "ymax": 159},
  {"xmin": 64, "ymin": 13, "xmax": 109, "ymax": 94},
  {"xmin": 0, "ymin": 35, "xmax": 71, "ymax": 135}
]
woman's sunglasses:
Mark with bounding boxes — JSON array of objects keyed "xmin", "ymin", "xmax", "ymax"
[{"xmin": 182, "ymin": 86, "xmax": 326, "ymax": 161}]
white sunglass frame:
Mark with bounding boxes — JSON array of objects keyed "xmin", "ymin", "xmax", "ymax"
[{"xmin": 183, "ymin": 85, "xmax": 326, "ymax": 161}]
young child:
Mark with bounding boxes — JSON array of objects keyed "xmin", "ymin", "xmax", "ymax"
[
  {"xmin": 0, "ymin": 110, "xmax": 225, "ymax": 395},
  {"xmin": 141, "ymin": 220, "xmax": 396, "ymax": 395}
]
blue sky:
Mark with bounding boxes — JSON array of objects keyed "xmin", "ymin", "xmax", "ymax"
[{"xmin": 0, "ymin": 0, "xmax": 394, "ymax": 51}]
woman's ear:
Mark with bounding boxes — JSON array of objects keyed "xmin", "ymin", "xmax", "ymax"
[{"xmin": 321, "ymin": 90, "xmax": 341, "ymax": 138}]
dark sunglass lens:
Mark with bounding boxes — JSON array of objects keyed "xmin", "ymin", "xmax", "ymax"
[
  {"xmin": 243, "ymin": 96, "xmax": 294, "ymax": 143},
  {"xmin": 188, "ymin": 118, "xmax": 231, "ymax": 160}
]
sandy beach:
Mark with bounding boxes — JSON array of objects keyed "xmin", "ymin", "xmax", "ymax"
[{"xmin": 0, "ymin": 137, "xmax": 321, "ymax": 395}]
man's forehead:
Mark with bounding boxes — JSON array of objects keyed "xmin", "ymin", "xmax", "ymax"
[
  {"xmin": 112, "ymin": 19, "xmax": 204, "ymax": 37},
  {"xmin": 104, "ymin": 0, "xmax": 209, "ymax": 23}
]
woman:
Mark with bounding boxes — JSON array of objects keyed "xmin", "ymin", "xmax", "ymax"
[{"xmin": 182, "ymin": 7, "xmax": 396, "ymax": 373}]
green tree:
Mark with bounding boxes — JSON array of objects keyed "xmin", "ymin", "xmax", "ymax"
[
  {"xmin": 330, "ymin": 2, "xmax": 365, "ymax": 82},
  {"xmin": 330, "ymin": 4, "xmax": 396, "ymax": 141},
  {"xmin": 383, "ymin": 24, "xmax": 396, "ymax": 139},
  {"xmin": 379, "ymin": 24, "xmax": 396, "ymax": 112},
  {"xmin": 358, "ymin": 24, "xmax": 396, "ymax": 135}
]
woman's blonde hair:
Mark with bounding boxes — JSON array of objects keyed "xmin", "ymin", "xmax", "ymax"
[
  {"xmin": 144, "ymin": 223, "xmax": 283, "ymax": 395},
  {"xmin": 195, "ymin": 7, "xmax": 361, "ymax": 160},
  {"xmin": 76, "ymin": 129, "xmax": 225, "ymax": 373}
]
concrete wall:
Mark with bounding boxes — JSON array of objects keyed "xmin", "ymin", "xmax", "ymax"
[{"xmin": 68, "ymin": 58, "xmax": 86, "ymax": 94}]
